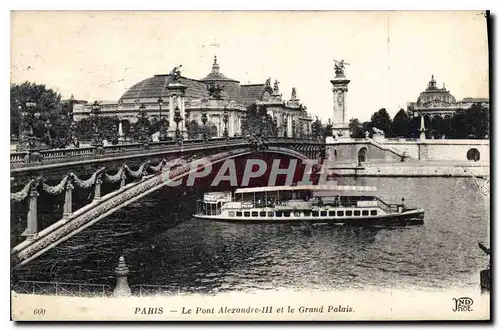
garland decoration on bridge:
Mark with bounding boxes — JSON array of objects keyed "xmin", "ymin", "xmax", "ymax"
[
  {"xmin": 10, "ymin": 179, "xmax": 34, "ymax": 201},
  {"xmin": 70, "ymin": 168, "xmax": 106, "ymax": 189},
  {"xmin": 41, "ymin": 175, "xmax": 70, "ymax": 195},
  {"xmin": 104, "ymin": 167, "xmax": 125, "ymax": 184},
  {"xmin": 124, "ymin": 161, "xmax": 151, "ymax": 179},
  {"xmin": 148, "ymin": 159, "xmax": 167, "ymax": 173}
]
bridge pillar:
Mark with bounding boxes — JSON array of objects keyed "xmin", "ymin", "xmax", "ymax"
[
  {"xmin": 21, "ymin": 187, "xmax": 39, "ymax": 240},
  {"xmin": 113, "ymin": 256, "xmax": 131, "ymax": 297},
  {"xmin": 63, "ymin": 180, "xmax": 74, "ymax": 220}
]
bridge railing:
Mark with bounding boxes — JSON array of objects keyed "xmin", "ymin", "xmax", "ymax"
[
  {"xmin": 12, "ymin": 280, "xmax": 111, "ymax": 297},
  {"xmin": 10, "ymin": 136, "xmax": 322, "ymax": 169},
  {"xmin": 9, "ymin": 137, "xmax": 253, "ymax": 169}
]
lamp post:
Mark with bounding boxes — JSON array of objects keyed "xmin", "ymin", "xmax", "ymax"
[
  {"xmin": 157, "ymin": 97, "xmax": 163, "ymax": 119},
  {"xmin": 157, "ymin": 97, "xmax": 164, "ymax": 139},
  {"xmin": 174, "ymin": 104, "xmax": 182, "ymax": 141},
  {"xmin": 223, "ymin": 107, "xmax": 229, "ymax": 139},
  {"xmin": 91, "ymin": 101, "xmax": 102, "ymax": 146},
  {"xmin": 201, "ymin": 108, "xmax": 208, "ymax": 142},
  {"xmin": 44, "ymin": 119, "xmax": 52, "ymax": 148},
  {"xmin": 23, "ymin": 101, "xmax": 41, "ymax": 151},
  {"xmin": 69, "ymin": 121, "xmax": 78, "ymax": 147},
  {"xmin": 137, "ymin": 103, "xmax": 149, "ymax": 143}
]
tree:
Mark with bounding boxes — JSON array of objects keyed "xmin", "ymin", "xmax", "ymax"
[
  {"xmin": 370, "ymin": 108, "xmax": 393, "ymax": 137},
  {"xmin": 391, "ymin": 109, "xmax": 411, "ymax": 138},
  {"xmin": 10, "ymin": 81, "xmax": 62, "ymax": 143},
  {"xmin": 187, "ymin": 120, "xmax": 201, "ymax": 139},
  {"xmin": 311, "ymin": 117, "xmax": 323, "ymax": 140},
  {"xmin": 322, "ymin": 118, "xmax": 333, "ymax": 138},
  {"xmin": 242, "ymin": 104, "xmax": 277, "ymax": 137},
  {"xmin": 467, "ymin": 103, "xmax": 489, "ymax": 138},
  {"xmin": 348, "ymin": 118, "xmax": 365, "ymax": 138},
  {"xmin": 450, "ymin": 103, "xmax": 489, "ymax": 139}
]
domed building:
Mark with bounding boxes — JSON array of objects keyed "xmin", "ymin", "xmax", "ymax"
[
  {"xmin": 73, "ymin": 56, "xmax": 313, "ymax": 139},
  {"xmin": 407, "ymin": 75, "xmax": 489, "ymax": 119}
]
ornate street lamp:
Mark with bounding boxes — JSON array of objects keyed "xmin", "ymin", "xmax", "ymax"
[
  {"xmin": 22, "ymin": 101, "xmax": 41, "ymax": 152},
  {"xmin": 91, "ymin": 101, "xmax": 102, "ymax": 146},
  {"xmin": 138, "ymin": 103, "xmax": 149, "ymax": 143},
  {"xmin": 69, "ymin": 121, "xmax": 78, "ymax": 147},
  {"xmin": 44, "ymin": 119, "xmax": 52, "ymax": 148},
  {"xmin": 157, "ymin": 97, "xmax": 163, "ymax": 119},
  {"xmin": 201, "ymin": 108, "xmax": 208, "ymax": 142},
  {"xmin": 174, "ymin": 104, "xmax": 182, "ymax": 141},
  {"xmin": 223, "ymin": 107, "xmax": 229, "ymax": 139}
]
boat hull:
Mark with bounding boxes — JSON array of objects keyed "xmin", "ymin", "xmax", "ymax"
[{"xmin": 193, "ymin": 209, "xmax": 424, "ymax": 226}]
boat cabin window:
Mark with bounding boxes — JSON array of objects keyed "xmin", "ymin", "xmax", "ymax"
[
  {"xmin": 370, "ymin": 210, "xmax": 377, "ymax": 216},
  {"xmin": 236, "ymin": 211, "xmax": 242, "ymax": 217},
  {"xmin": 283, "ymin": 211, "xmax": 291, "ymax": 217},
  {"xmin": 312, "ymin": 211, "xmax": 319, "ymax": 217},
  {"xmin": 320, "ymin": 210, "xmax": 327, "ymax": 217},
  {"xmin": 229, "ymin": 211, "xmax": 235, "ymax": 217},
  {"xmin": 244, "ymin": 211, "xmax": 250, "ymax": 217},
  {"xmin": 259, "ymin": 211, "xmax": 266, "ymax": 217},
  {"xmin": 328, "ymin": 210, "xmax": 335, "ymax": 216},
  {"xmin": 354, "ymin": 210, "xmax": 360, "ymax": 216},
  {"xmin": 252, "ymin": 211, "xmax": 258, "ymax": 217},
  {"xmin": 337, "ymin": 211, "xmax": 344, "ymax": 217},
  {"xmin": 268, "ymin": 211, "xmax": 274, "ymax": 217},
  {"xmin": 362, "ymin": 210, "xmax": 369, "ymax": 216},
  {"xmin": 304, "ymin": 211, "xmax": 311, "ymax": 217},
  {"xmin": 276, "ymin": 211, "xmax": 283, "ymax": 217},
  {"xmin": 346, "ymin": 210, "xmax": 353, "ymax": 216}
]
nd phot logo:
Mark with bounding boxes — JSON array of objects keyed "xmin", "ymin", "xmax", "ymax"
[{"xmin": 452, "ymin": 297, "xmax": 473, "ymax": 312}]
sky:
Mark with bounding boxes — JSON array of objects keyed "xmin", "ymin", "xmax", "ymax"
[{"xmin": 10, "ymin": 11, "xmax": 489, "ymax": 122}]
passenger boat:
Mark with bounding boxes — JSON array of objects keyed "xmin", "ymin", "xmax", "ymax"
[{"xmin": 194, "ymin": 184, "xmax": 424, "ymax": 226}]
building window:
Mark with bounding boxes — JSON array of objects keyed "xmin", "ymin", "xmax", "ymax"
[
  {"xmin": 466, "ymin": 148, "xmax": 480, "ymax": 161},
  {"xmin": 328, "ymin": 210, "xmax": 335, "ymax": 216},
  {"xmin": 358, "ymin": 147, "xmax": 367, "ymax": 164},
  {"xmin": 362, "ymin": 210, "xmax": 369, "ymax": 216},
  {"xmin": 354, "ymin": 210, "xmax": 361, "ymax": 216},
  {"xmin": 346, "ymin": 210, "xmax": 353, "ymax": 216},
  {"xmin": 370, "ymin": 210, "xmax": 377, "ymax": 216}
]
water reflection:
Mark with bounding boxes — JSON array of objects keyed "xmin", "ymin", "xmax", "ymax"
[{"xmin": 12, "ymin": 177, "xmax": 489, "ymax": 293}]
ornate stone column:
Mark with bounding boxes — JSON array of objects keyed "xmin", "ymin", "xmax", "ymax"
[
  {"xmin": 419, "ymin": 114, "xmax": 427, "ymax": 141},
  {"xmin": 93, "ymin": 175, "xmax": 102, "ymax": 201},
  {"xmin": 22, "ymin": 185, "xmax": 39, "ymax": 239},
  {"xmin": 331, "ymin": 61, "xmax": 351, "ymax": 138},
  {"xmin": 62, "ymin": 180, "xmax": 74, "ymax": 220},
  {"xmin": 167, "ymin": 78, "xmax": 187, "ymax": 139}
]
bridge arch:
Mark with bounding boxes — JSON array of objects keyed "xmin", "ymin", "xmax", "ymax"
[{"xmin": 12, "ymin": 146, "xmax": 314, "ymax": 267}]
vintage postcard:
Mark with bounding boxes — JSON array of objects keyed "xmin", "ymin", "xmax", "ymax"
[{"xmin": 9, "ymin": 10, "xmax": 490, "ymax": 321}]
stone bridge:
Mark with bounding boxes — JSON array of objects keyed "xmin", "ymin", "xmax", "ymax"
[{"xmin": 10, "ymin": 137, "xmax": 325, "ymax": 268}]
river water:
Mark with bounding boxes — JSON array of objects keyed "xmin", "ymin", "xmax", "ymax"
[{"xmin": 12, "ymin": 177, "xmax": 490, "ymax": 293}]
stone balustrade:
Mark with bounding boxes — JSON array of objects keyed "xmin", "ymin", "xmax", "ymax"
[{"xmin": 10, "ymin": 137, "xmax": 321, "ymax": 169}]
